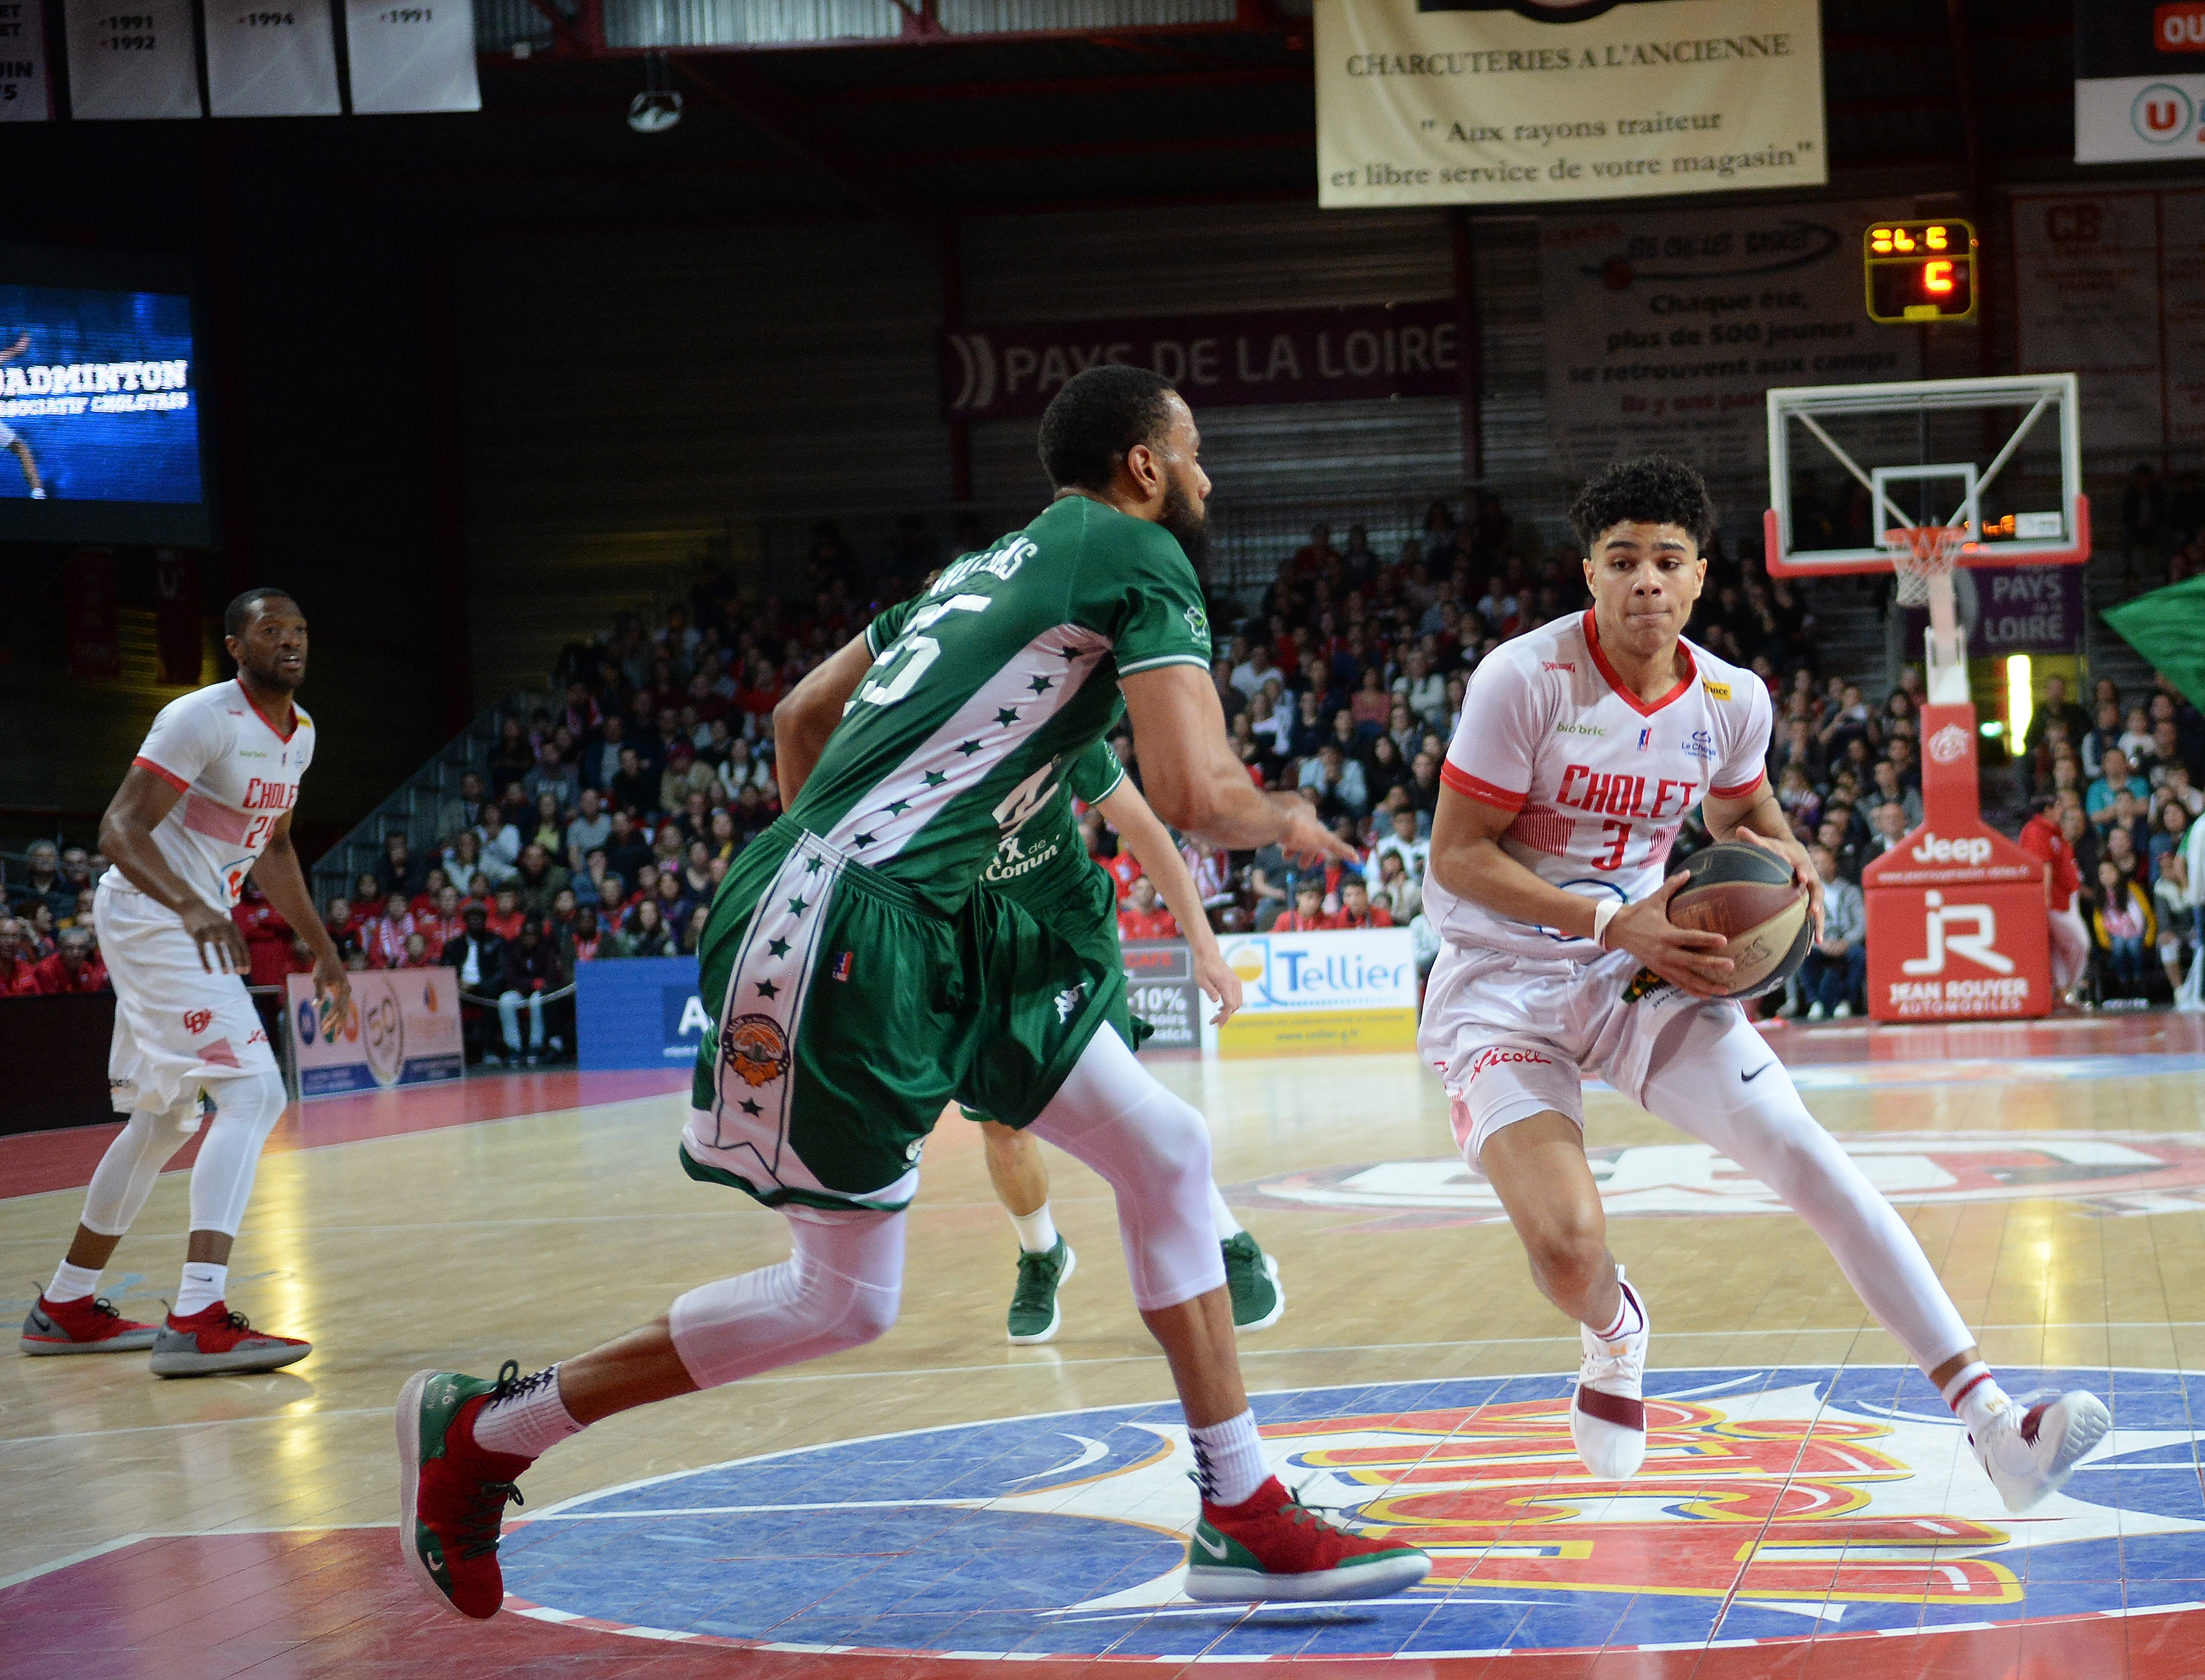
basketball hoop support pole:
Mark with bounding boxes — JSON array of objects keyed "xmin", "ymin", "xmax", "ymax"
[{"xmin": 1924, "ymin": 576, "xmax": 1967, "ymax": 705}]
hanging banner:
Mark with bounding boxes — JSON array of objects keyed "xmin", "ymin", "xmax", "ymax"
[
  {"xmin": 206, "ymin": 0, "xmax": 342, "ymax": 116},
  {"xmin": 1314, "ymin": 0, "xmax": 1826, "ymax": 209},
  {"xmin": 0, "ymin": 0, "xmax": 55, "ymax": 121},
  {"xmin": 2074, "ymin": 2, "xmax": 2205, "ymax": 162},
  {"xmin": 942, "ymin": 302, "xmax": 1459, "ymax": 422},
  {"xmin": 343, "ymin": 0, "xmax": 479, "ymax": 114},
  {"xmin": 1899, "ymin": 565, "xmax": 2086, "ymax": 660},
  {"xmin": 2011, "ymin": 186, "xmax": 2205, "ymax": 459},
  {"xmin": 1539, "ymin": 199, "xmax": 1918, "ymax": 480},
  {"xmin": 63, "ymin": 0, "xmax": 205, "ymax": 120},
  {"xmin": 154, "ymin": 549, "xmax": 201, "ymax": 685},
  {"xmin": 64, "ymin": 550, "xmax": 120, "ymax": 679}
]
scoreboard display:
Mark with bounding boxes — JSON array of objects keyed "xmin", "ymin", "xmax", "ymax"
[{"xmin": 1864, "ymin": 219, "xmax": 1978, "ymax": 324}]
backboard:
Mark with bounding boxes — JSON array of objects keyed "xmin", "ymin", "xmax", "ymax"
[{"xmin": 1763, "ymin": 374, "xmax": 2087, "ymax": 579}]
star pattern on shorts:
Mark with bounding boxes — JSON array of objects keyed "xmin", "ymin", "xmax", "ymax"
[
  {"xmin": 994, "ymin": 707, "xmax": 1020, "ymax": 727},
  {"xmin": 885, "ymin": 799, "xmax": 911, "ymax": 815},
  {"xmin": 767, "ymin": 937, "xmax": 790, "ymax": 958},
  {"xmin": 787, "ymin": 895, "xmax": 809, "ymax": 916},
  {"xmin": 1056, "ymin": 645, "xmax": 1082, "ymax": 661},
  {"xmin": 756, "ymin": 978, "xmax": 780, "ymax": 999},
  {"xmin": 852, "ymin": 832, "xmax": 876, "ymax": 848},
  {"xmin": 804, "ymin": 855, "xmax": 825, "ymax": 874},
  {"xmin": 1028, "ymin": 675, "xmax": 1054, "ymax": 694},
  {"xmin": 739, "ymin": 1097, "xmax": 763, "ymax": 1116},
  {"xmin": 924, "ymin": 770, "xmax": 949, "ymax": 786},
  {"xmin": 956, "ymin": 739, "xmax": 984, "ymax": 756}
]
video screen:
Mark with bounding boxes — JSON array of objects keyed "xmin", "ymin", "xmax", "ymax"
[{"xmin": 0, "ymin": 281, "xmax": 209, "ymax": 544}]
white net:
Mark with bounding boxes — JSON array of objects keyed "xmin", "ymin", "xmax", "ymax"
[{"xmin": 1883, "ymin": 525, "xmax": 1970, "ymax": 607}]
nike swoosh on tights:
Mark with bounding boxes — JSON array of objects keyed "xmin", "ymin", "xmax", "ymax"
[
  {"xmin": 1191, "ymin": 1529, "xmax": 1229, "ymax": 1559},
  {"xmin": 1741, "ymin": 1063, "xmax": 1777, "ymax": 1083}
]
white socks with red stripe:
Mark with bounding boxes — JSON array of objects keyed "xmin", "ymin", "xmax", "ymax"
[
  {"xmin": 1190, "ymin": 1410, "xmax": 1268, "ymax": 1507},
  {"xmin": 47, "ymin": 1260, "xmax": 100, "ymax": 1304},
  {"xmin": 176, "ymin": 1263, "xmax": 226, "ymax": 1317},
  {"xmin": 1592, "ymin": 1280, "xmax": 1645, "ymax": 1345},
  {"xmin": 472, "ymin": 1365, "xmax": 585, "ymax": 1462},
  {"xmin": 1941, "ymin": 1361, "xmax": 2014, "ymax": 1433}
]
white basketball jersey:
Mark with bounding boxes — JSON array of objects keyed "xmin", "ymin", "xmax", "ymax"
[
  {"xmin": 120, "ymin": 678, "xmax": 316, "ymax": 910},
  {"xmin": 1425, "ymin": 611, "xmax": 1771, "ymax": 961}
]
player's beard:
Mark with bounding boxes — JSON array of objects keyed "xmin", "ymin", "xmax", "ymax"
[
  {"xmin": 1158, "ymin": 477, "xmax": 1211, "ymax": 578},
  {"xmin": 242, "ymin": 647, "xmax": 306, "ymax": 696}
]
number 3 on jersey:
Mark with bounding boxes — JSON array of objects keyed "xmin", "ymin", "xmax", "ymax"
[
  {"xmin": 1592, "ymin": 819, "xmax": 1631, "ymax": 871},
  {"xmin": 850, "ymin": 594, "xmax": 993, "ymax": 711}
]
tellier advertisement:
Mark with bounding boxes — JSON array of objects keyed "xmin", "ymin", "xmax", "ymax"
[
  {"xmin": 1204, "ymin": 928, "xmax": 1420, "ymax": 1056},
  {"xmin": 287, "ymin": 970, "xmax": 464, "ymax": 1095},
  {"xmin": 1315, "ymin": 0, "xmax": 1827, "ymax": 209}
]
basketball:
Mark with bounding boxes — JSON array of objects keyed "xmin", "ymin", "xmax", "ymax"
[{"xmin": 1666, "ymin": 840, "xmax": 1813, "ymax": 1001}]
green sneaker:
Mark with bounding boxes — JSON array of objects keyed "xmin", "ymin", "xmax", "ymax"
[
  {"xmin": 1006, "ymin": 1238, "xmax": 1076, "ymax": 1344},
  {"xmin": 396, "ymin": 1364, "xmax": 535, "ymax": 1620},
  {"xmin": 1222, "ymin": 1230, "xmax": 1284, "ymax": 1332}
]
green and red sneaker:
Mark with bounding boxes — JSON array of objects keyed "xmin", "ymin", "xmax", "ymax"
[
  {"xmin": 1184, "ymin": 1476, "xmax": 1429, "ymax": 1603},
  {"xmin": 396, "ymin": 1364, "xmax": 535, "ymax": 1620}
]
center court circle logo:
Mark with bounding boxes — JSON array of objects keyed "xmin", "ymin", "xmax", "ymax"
[
  {"xmin": 498, "ymin": 1368, "xmax": 2198, "ymax": 1662},
  {"xmin": 1242, "ymin": 1131, "xmax": 2205, "ymax": 1228}
]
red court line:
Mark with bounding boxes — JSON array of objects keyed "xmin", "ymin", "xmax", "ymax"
[
  {"xmin": 0, "ymin": 1529, "xmax": 2193, "ymax": 1679},
  {"xmin": 0, "ymin": 1070, "xmax": 693, "ymax": 1202}
]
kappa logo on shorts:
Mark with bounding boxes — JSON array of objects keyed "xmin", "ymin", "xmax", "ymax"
[
  {"xmin": 183, "ymin": 1008, "xmax": 214, "ymax": 1036},
  {"xmin": 1054, "ymin": 984, "xmax": 1086, "ymax": 1022},
  {"xmin": 722, "ymin": 1013, "xmax": 790, "ymax": 1088},
  {"xmin": 1466, "ymin": 1047, "xmax": 1554, "ymax": 1079}
]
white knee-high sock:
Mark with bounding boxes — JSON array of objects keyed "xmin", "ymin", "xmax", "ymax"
[
  {"xmin": 1208, "ymin": 1183, "xmax": 1243, "ymax": 1240},
  {"xmin": 1027, "ymin": 1028, "xmax": 1223, "ymax": 1312},
  {"xmin": 186, "ymin": 1072, "xmax": 287, "ymax": 1238}
]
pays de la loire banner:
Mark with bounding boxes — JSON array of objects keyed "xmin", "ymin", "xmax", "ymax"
[
  {"xmin": 941, "ymin": 302, "xmax": 1459, "ymax": 422},
  {"xmin": 1204, "ymin": 928, "xmax": 1418, "ymax": 1057},
  {"xmin": 2074, "ymin": 1, "xmax": 2205, "ymax": 162},
  {"xmin": 1314, "ymin": 0, "xmax": 1827, "ymax": 209},
  {"xmin": 1540, "ymin": 200, "xmax": 1920, "ymax": 480}
]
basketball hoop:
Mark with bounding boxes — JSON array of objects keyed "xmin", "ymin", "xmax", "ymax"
[{"xmin": 1882, "ymin": 524, "xmax": 1970, "ymax": 607}]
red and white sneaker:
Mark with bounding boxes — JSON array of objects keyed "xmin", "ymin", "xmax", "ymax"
[
  {"xmin": 1571, "ymin": 1267, "xmax": 1650, "ymax": 1481},
  {"xmin": 147, "ymin": 1302, "xmax": 311, "ymax": 1377},
  {"xmin": 1184, "ymin": 1476, "xmax": 1429, "ymax": 1602},
  {"xmin": 19, "ymin": 1294, "xmax": 159, "ymax": 1355}
]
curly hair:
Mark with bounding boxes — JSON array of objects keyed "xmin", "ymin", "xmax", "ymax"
[
  {"xmin": 1037, "ymin": 365, "xmax": 1177, "ymax": 494},
  {"xmin": 1566, "ymin": 455, "xmax": 1716, "ymax": 552}
]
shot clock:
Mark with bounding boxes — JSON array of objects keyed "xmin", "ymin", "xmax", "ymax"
[{"xmin": 1864, "ymin": 219, "xmax": 1978, "ymax": 324}]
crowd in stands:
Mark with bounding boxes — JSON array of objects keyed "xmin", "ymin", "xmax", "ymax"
[{"xmin": 9, "ymin": 496, "xmax": 2204, "ymax": 1043}]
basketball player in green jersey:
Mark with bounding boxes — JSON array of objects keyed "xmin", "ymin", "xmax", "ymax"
[
  {"xmin": 400, "ymin": 366, "xmax": 1432, "ymax": 1616},
  {"xmin": 853, "ymin": 597, "xmax": 1282, "ymax": 1343}
]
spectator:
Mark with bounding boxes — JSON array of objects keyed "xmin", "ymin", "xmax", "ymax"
[
  {"xmin": 1794, "ymin": 843, "xmax": 1865, "ymax": 1019},
  {"xmin": 680, "ymin": 904, "xmax": 711, "ymax": 956},
  {"xmin": 610, "ymin": 746, "xmax": 655, "ymax": 816},
  {"xmin": 9, "ymin": 841, "xmax": 74, "ymax": 923},
  {"xmin": 2152, "ymin": 803, "xmax": 2192, "ymax": 883},
  {"xmin": 2091, "ymin": 857, "xmax": 2156, "ymax": 997},
  {"xmin": 232, "ymin": 878, "xmax": 296, "ymax": 989},
  {"xmin": 1117, "ymin": 876, "xmax": 1179, "ymax": 941},
  {"xmin": 438, "ymin": 770, "xmax": 491, "ymax": 839},
  {"xmin": 1816, "ymin": 813, "xmax": 1864, "ymax": 885},
  {"xmin": 525, "ymin": 740, "xmax": 579, "ymax": 811},
  {"xmin": 1864, "ymin": 758, "xmax": 1923, "ymax": 832},
  {"xmin": 396, "ymin": 932, "xmax": 435, "ymax": 970},
  {"xmin": 0, "ymin": 917, "xmax": 45, "ymax": 993},
  {"xmin": 627, "ymin": 897, "xmax": 678, "ymax": 957},
  {"xmin": 1336, "ymin": 878, "xmax": 1393, "ymax": 930},
  {"xmin": 1373, "ymin": 849, "xmax": 1421, "ymax": 923},
  {"xmin": 1298, "ymin": 743, "xmax": 1368, "ymax": 820},
  {"xmin": 652, "ymin": 866, "xmax": 692, "ymax": 930},
  {"xmin": 1370, "ymin": 806, "xmax": 1429, "ymax": 883},
  {"xmin": 363, "ymin": 891, "xmax": 416, "ymax": 970},
  {"xmin": 2083, "ymin": 701, "xmax": 2122, "ymax": 781},
  {"xmin": 441, "ymin": 902, "xmax": 507, "ymax": 1062},
  {"xmin": 496, "ymin": 921, "xmax": 565, "ymax": 1066},
  {"xmin": 322, "ymin": 896, "xmax": 363, "ymax": 966},
  {"xmin": 565, "ymin": 902, "xmax": 627, "ymax": 962},
  {"xmin": 485, "ymin": 885, "xmax": 527, "ymax": 942},
  {"xmin": 487, "ymin": 714, "xmax": 535, "ymax": 788},
  {"xmin": 2154, "ymin": 848, "xmax": 2198, "ymax": 994},
  {"xmin": 581, "ymin": 713, "xmax": 628, "ymax": 791},
  {"xmin": 511, "ymin": 844, "xmax": 570, "ymax": 919},
  {"xmin": 378, "ymin": 832, "xmax": 426, "ymax": 899},
  {"xmin": 1273, "ymin": 882, "xmax": 1341, "ymax": 932},
  {"xmin": 419, "ymin": 886, "xmax": 463, "ymax": 961}
]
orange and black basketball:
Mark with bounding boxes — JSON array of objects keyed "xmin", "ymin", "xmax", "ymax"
[{"xmin": 1667, "ymin": 841, "xmax": 1814, "ymax": 1001}]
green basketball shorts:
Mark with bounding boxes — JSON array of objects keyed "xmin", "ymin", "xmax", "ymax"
[{"xmin": 679, "ymin": 820, "xmax": 1122, "ymax": 1212}]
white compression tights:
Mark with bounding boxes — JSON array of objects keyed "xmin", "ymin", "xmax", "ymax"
[
  {"xmin": 1638, "ymin": 1008, "xmax": 1976, "ymax": 1375},
  {"xmin": 667, "ymin": 1027, "xmax": 1225, "ymax": 1390},
  {"xmin": 77, "ymin": 1071, "xmax": 287, "ymax": 1240}
]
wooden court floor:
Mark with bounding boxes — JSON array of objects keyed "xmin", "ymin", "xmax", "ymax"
[{"xmin": 4, "ymin": 1015, "xmax": 2205, "ymax": 1679}]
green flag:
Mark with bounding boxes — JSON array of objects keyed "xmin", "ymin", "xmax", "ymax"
[{"xmin": 2104, "ymin": 576, "xmax": 2205, "ymax": 717}]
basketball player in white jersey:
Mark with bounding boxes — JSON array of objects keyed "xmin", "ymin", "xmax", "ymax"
[
  {"xmin": 1421, "ymin": 457, "xmax": 2109, "ymax": 1512},
  {"xmin": 18, "ymin": 588, "xmax": 349, "ymax": 1376}
]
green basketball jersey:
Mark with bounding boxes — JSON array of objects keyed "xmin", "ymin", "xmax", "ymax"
[{"xmin": 802, "ymin": 495, "xmax": 1208, "ymax": 913}]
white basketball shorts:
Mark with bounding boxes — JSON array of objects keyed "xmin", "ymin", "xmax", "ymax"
[
  {"xmin": 1418, "ymin": 937, "xmax": 1769, "ymax": 1163},
  {"xmin": 96, "ymin": 880, "xmax": 279, "ymax": 1117}
]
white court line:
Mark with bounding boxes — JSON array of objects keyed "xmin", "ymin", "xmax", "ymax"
[
  {"xmin": 3, "ymin": 1321, "xmax": 2196, "ymax": 1447},
  {"xmin": 0, "ymin": 1533, "xmax": 147, "ymax": 1591}
]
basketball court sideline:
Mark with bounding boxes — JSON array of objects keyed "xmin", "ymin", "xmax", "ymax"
[{"xmin": 5, "ymin": 1015, "xmax": 2203, "ymax": 1679}]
